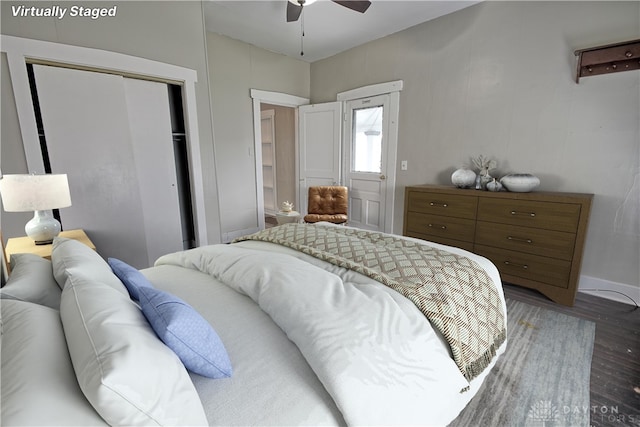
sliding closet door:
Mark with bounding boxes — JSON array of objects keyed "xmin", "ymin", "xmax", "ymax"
[
  {"xmin": 33, "ymin": 65, "xmax": 182, "ymax": 268},
  {"xmin": 123, "ymin": 78, "xmax": 183, "ymax": 266}
]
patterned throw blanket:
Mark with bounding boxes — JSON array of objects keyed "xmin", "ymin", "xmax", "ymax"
[{"xmin": 234, "ymin": 223, "xmax": 506, "ymax": 382}]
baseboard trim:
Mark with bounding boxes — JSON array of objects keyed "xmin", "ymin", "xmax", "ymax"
[{"xmin": 578, "ymin": 275, "xmax": 639, "ymax": 306}]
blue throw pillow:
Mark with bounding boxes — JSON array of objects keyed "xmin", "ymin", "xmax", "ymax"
[
  {"xmin": 137, "ymin": 286, "xmax": 233, "ymax": 379},
  {"xmin": 108, "ymin": 258, "xmax": 151, "ymax": 301}
]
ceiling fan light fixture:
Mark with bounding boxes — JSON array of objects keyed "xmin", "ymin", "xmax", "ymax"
[
  {"xmin": 287, "ymin": 0, "xmax": 371, "ymax": 22},
  {"xmin": 288, "ymin": 0, "xmax": 318, "ymax": 6}
]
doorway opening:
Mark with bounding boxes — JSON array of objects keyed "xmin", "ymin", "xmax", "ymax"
[
  {"xmin": 251, "ymin": 89, "xmax": 309, "ymax": 231},
  {"xmin": 260, "ymin": 103, "xmax": 296, "ymax": 228}
]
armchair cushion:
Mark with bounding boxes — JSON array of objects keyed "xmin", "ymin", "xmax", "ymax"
[{"xmin": 304, "ymin": 186, "xmax": 348, "ymax": 224}]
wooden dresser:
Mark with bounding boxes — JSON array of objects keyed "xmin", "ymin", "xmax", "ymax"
[{"xmin": 403, "ymin": 185, "xmax": 593, "ymax": 306}]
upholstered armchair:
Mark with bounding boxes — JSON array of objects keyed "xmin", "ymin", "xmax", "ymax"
[{"xmin": 303, "ymin": 186, "xmax": 348, "ymax": 225}]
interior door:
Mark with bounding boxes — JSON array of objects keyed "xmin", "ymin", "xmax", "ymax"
[
  {"xmin": 298, "ymin": 102, "xmax": 342, "ymax": 217},
  {"xmin": 344, "ymin": 94, "xmax": 391, "ymax": 232},
  {"xmin": 33, "ymin": 65, "xmax": 183, "ymax": 268}
]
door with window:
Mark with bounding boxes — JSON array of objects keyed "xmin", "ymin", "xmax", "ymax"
[{"xmin": 344, "ymin": 94, "xmax": 392, "ymax": 232}]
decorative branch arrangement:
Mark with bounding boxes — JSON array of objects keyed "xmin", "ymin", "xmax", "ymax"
[{"xmin": 471, "ymin": 155, "xmax": 497, "ymax": 177}]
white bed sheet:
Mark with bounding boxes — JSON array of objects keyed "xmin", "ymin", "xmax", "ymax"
[{"xmin": 142, "ymin": 265, "xmax": 345, "ymax": 426}]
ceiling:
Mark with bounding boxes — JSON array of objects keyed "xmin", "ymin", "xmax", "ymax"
[{"xmin": 203, "ymin": 1, "xmax": 481, "ymax": 62}]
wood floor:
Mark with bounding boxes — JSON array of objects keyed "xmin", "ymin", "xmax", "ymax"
[
  {"xmin": 265, "ymin": 215, "xmax": 278, "ymax": 229},
  {"xmin": 503, "ymin": 284, "xmax": 640, "ymax": 427}
]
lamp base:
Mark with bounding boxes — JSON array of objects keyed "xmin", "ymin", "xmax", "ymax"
[{"xmin": 25, "ymin": 210, "xmax": 61, "ymax": 245}]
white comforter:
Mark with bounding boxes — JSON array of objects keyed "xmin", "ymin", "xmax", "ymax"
[{"xmin": 156, "ymin": 234, "xmax": 507, "ymax": 426}]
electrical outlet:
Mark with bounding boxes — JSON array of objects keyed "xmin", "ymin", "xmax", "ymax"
[{"xmin": 401, "ymin": 160, "xmax": 408, "ymax": 171}]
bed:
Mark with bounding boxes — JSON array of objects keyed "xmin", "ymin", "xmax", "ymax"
[{"xmin": 0, "ymin": 222, "xmax": 507, "ymax": 426}]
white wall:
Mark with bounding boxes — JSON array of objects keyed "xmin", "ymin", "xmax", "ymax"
[
  {"xmin": 1, "ymin": 0, "xmax": 222, "ymax": 244},
  {"xmin": 310, "ymin": 1, "xmax": 640, "ymax": 293},
  {"xmin": 206, "ymin": 32, "xmax": 310, "ymax": 240}
]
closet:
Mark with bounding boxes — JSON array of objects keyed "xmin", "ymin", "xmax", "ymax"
[{"xmin": 30, "ymin": 64, "xmax": 193, "ymax": 268}]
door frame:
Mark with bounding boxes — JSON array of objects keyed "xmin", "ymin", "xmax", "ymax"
[
  {"xmin": 250, "ymin": 89, "xmax": 309, "ymax": 230},
  {"xmin": 1, "ymin": 35, "xmax": 209, "ymax": 246},
  {"xmin": 337, "ymin": 80, "xmax": 403, "ymax": 234}
]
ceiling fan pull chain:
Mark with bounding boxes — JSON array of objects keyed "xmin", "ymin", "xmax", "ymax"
[{"xmin": 300, "ymin": 11, "xmax": 305, "ymax": 56}]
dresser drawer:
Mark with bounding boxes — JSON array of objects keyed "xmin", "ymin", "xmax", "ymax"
[
  {"xmin": 477, "ymin": 198, "xmax": 581, "ymax": 232},
  {"xmin": 475, "ymin": 221, "xmax": 576, "ymax": 261},
  {"xmin": 475, "ymin": 244, "xmax": 571, "ymax": 289},
  {"xmin": 406, "ymin": 212, "xmax": 475, "ymax": 243},
  {"xmin": 405, "ymin": 232, "xmax": 475, "ymax": 252},
  {"xmin": 407, "ymin": 191, "xmax": 477, "ymax": 220}
]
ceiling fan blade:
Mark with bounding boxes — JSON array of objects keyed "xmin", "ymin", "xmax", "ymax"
[
  {"xmin": 286, "ymin": 1, "xmax": 303, "ymax": 22},
  {"xmin": 332, "ymin": 0, "xmax": 371, "ymax": 14}
]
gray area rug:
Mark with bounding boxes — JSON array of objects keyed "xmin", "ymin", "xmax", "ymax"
[{"xmin": 449, "ymin": 298, "xmax": 596, "ymax": 427}]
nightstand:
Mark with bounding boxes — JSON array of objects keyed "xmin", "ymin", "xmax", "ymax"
[
  {"xmin": 5, "ymin": 229, "xmax": 96, "ymax": 271},
  {"xmin": 275, "ymin": 211, "xmax": 301, "ymax": 225}
]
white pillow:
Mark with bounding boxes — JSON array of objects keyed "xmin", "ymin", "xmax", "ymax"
[
  {"xmin": 0, "ymin": 254, "xmax": 61, "ymax": 309},
  {"xmin": 51, "ymin": 236, "xmax": 125, "ymax": 294},
  {"xmin": 0, "ymin": 299, "xmax": 107, "ymax": 426},
  {"xmin": 60, "ymin": 267, "xmax": 208, "ymax": 426}
]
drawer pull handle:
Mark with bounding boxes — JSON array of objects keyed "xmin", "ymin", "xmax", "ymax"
[
  {"xmin": 511, "ymin": 210, "xmax": 536, "ymax": 217},
  {"xmin": 504, "ymin": 261, "xmax": 528, "ymax": 269},
  {"xmin": 428, "ymin": 223, "xmax": 447, "ymax": 230},
  {"xmin": 507, "ymin": 236, "xmax": 533, "ymax": 244},
  {"xmin": 429, "ymin": 202, "xmax": 448, "ymax": 208}
]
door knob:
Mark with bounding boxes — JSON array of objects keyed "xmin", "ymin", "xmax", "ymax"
[{"xmin": 380, "ymin": 175, "xmax": 386, "ymax": 180}]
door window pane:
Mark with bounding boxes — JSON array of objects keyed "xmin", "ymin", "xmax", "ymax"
[{"xmin": 352, "ymin": 106, "xmax": 383, "ymax": 173}]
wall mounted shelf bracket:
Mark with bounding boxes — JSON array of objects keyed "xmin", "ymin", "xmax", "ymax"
[{"xmin": 574, "ymin": 39, "xmax": 640, "ymax": 83}]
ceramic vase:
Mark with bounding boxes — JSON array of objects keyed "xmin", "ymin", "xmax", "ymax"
[
  {"xmin": 500, "ymin": 174, "xmax": 540, "ymax": 192},
  {"xmin": 486, "ymin": 178, "xmax": 503, "ymax": 192},
  {"xmin": 451, "ymin": 168, "xmax": 476, "ymax": 188}
]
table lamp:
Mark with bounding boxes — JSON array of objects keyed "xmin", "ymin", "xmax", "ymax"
[{"xmin": 0, "ymin": 173, "xmax": 72, "ymax": 245}]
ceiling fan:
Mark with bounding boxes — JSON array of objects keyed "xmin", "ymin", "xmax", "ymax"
[{"xmin": 286, "ymin": 0, "xmax": 372, "ymax": 22}]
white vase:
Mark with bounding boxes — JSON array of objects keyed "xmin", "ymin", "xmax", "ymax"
[
  {"xmin": 500, "ymin": 174, "xmax": 540, "ymax": 192},
  {"xmin": 486, "ymin": 178, "xmax": 503, "ymax": 192},
  {"xmin": 451, "ymin": 168, "xmax": 476, "ymax": 188}
]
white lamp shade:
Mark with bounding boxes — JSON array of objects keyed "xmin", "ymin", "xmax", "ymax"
[{"xmin": 0, "ymin": 174, "xmax": 72, "ymax": 212}]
